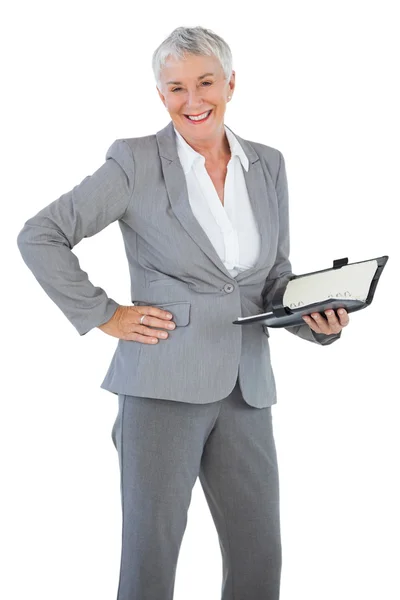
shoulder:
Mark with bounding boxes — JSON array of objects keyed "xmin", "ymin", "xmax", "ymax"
[
  {"xmin": 108, "ymin": 133, "xmax": 158, "ymax": 157},
  {"xmin": 104, "ymin": 133, "xmax": 157, "ymax": 180}
]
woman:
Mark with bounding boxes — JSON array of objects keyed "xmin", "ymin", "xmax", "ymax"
[{"xmin": 17, "ymin": 26, "xmax": 349, "ymax": 600}]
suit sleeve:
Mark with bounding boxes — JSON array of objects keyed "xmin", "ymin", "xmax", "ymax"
[
  {"xmin": 16, "ymin": 139, "xmax": 135, "ymax": 336},
  {"xmin": 261, "ymin": 151, "xmax": 342, "ymax": 346}
]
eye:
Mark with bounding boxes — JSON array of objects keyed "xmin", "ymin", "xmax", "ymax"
[{"xmin": 171, "ymin": 81, "xmax": 212, "ymax": 93}]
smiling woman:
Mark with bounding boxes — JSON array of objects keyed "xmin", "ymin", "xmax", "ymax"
[{"xmin": 16, "ymin": 23, "xmax": 347, "ymax": 600}]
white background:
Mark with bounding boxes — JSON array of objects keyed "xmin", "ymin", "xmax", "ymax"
[{"xmin": 3, "ymin": 1, "xmax": 399, "ymax": 599}]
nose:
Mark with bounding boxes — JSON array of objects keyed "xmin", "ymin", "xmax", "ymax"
[{"xmin": 185, "ymin": 88, "xmax": 205, "ymax": 108}]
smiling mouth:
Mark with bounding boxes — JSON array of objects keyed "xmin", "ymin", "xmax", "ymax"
[{"xmin": 184, "ymin": 109, "xmax": 213, "ymax": 122}]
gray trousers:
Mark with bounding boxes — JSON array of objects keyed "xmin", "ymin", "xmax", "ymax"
[{"xmin": 111, "ymin": 377, "xmax": 282, "ymax": 600}]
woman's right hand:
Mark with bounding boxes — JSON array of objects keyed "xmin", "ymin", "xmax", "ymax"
[{"xmin": 97, "ymin": 305, "xmax": 176, "ymax": 343}]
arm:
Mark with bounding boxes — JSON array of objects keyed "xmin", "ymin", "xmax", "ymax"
[
  {"xmin": 261, "ymin": 151, "xmax": 341, "ymax": 346},
  {"xmin": 16, "ymin": 139, "xmax": 135, "ymax": 336}
]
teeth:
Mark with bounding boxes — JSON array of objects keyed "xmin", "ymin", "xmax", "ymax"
[{"xmin": 187, "ymin": 110, "xmax": 211, "ymax": 121}]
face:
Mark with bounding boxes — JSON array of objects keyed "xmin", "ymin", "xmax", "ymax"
[{"xmin": 156, "ymin": 53, "xmax": 235, "ymax": 144}]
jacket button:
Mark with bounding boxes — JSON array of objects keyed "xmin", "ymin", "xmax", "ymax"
[{"xmin": 223, "ymin": 283, "xmax": 235, "ymax": 293}]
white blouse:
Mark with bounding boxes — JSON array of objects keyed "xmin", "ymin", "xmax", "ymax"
[{"xmin": 173, "ymin": 125, "xmax": 261, "ymax": 277}]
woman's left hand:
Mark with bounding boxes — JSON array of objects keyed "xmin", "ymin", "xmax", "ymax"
[{"xmin": 302, "ymin": 308, "xmax": 349, "ymax": 335}]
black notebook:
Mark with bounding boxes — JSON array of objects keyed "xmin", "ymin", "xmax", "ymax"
[{"xmin": 233, "ymin": 255, "xmax": 388, "ymax": 329}]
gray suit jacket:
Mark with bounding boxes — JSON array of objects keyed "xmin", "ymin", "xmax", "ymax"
[{"xmin": 17, "ymin": 120, "xmax": 341, "ymax": 407}]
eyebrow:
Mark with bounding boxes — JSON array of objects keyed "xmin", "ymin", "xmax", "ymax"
[{"xmin": 166, "ymin": 72, "xmax": 215, "ymax": 85}]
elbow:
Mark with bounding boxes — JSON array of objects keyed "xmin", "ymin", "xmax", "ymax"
[
  {"xmin": 16, "ymin": 225, "xmax": 30, "ymax": 257},
  {"xmin": 17, "ymin": 221, "xmax": 71, "ymax": 252},
  {"xmin": 16, "ymin": 224, "xmax": 38, "ymax": 267},
  {"xmin": 16, "ymin": 222, "xmax": 37, "ymax": 254}
]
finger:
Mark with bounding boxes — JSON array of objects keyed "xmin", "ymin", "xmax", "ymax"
[
  {"xmin": 323, "ymin": 310, "xmax": 342, "ymax": 334},
  {"xmin": 302, "ymin": 313, "xmax": 324, "ymax": 333},
  {"xmin": 135, "ymin": 306, "xmax": 173, "ymax": 321},
  {"xmin": 126, "ymin": 331, "xmax": 160, "ymax": 344},
  {"xmin": 313, "ymin": 312, "xmax": 333, "ymax": 333},
  {"xmin": 136, "ymin": 324, "xmax": 170, "ymax": 339},
  {"xmin": 337, "ymin": 308, "xmax": 350, "ymax": 327},
  {"xmin": 134, "ymin": 307, "xmax": 176, "ymax": 329},
  {"xmin": 304, "ymin": 311, "xmax": 337, "ymax": 334}
]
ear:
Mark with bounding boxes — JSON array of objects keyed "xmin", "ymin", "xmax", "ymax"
[{"xmin": 229, "ymin": 70, "xmax": 236, "ymax": 94}]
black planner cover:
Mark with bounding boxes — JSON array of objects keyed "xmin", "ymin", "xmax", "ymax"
[{"xmin": 233, "ymin": 255, "xmax": 389, "ymax": 329}]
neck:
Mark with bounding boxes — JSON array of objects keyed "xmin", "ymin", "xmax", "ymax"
[{"xmin": 176, "ymin": 124, "xmax": 231, "ymax": 162}]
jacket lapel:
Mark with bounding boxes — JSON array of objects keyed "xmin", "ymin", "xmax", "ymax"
[{"xmin": 155, "ymin": 120, "xmax": 271, "ymax": 282}]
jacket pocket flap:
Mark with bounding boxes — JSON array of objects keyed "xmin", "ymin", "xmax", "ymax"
[
  {"xmin": 132, "ymin": 300, "xmax": 191, "ymax": 327},
  {"xmin": 156, "ymin": 301, "xmax": 190, "ymax": 326}
]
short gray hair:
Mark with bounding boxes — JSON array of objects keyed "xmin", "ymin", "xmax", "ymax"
[{"xmin": 152, "ymin": 26, "xmax": 233, "ymax": 90}]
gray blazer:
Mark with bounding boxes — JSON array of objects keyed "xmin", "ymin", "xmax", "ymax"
[{"xmin": 17, "ymin": 120, "xmax": 341, "ymax": 408}]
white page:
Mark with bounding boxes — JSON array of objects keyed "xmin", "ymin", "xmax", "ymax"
[{"xmin": 283, "ymin": 260, "xmax": 377, "ymax": 310}]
